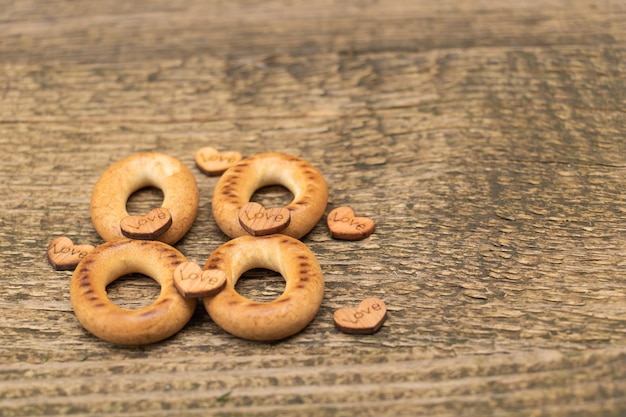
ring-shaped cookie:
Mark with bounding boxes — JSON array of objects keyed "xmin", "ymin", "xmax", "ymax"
[
  {"xmin": 212, "ymin": 153, "xmax": 328, "ymax": 239},
  {"xmin": 90, "ymin": 152, "xmax": 199, "ymax": 245},
  {"xmin": 70, "ymin": 239, "xmax": 197, "ymax": 345},
  {"xmin": 202, "ymin": 234, "xmax": 324, "ymax": 341}
]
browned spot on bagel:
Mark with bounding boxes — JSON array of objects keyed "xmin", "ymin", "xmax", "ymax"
[
  {"xmin": 88, "ymin": 296, "xmax": 98, "ymax": 301},
  {"xmin": 296, "ymin": 284, "xmax": 306, "ymax": 289},
  {"xmin": 83, "ymin": 289, "xmax": 94, "ymax": 294},
  {"xmin": 300, "ymin": 262, "xmax": 310, "ymax": 267},
  {"xmin": 300, "ymin": 270, "xmax": 309, "ymax": 275},
  {"xmin": 247, "ymin": 302, "xmax": 263, "ymax": 308},
  {"xmin": 207, "ymin": 264, "xmax": 219, "ymax": 269},
  {"xmin": 106, "ymin": 240, "xmax": 128, "ymax": 250},
  {"xmin": 228, "ymin": 301, "xmax": 239, "ymax": 306},
  {"xmin": 80, "ymin": 281, "xmax": 91, "ymax": 287},
  {"xmin": 94, "ymin": 303, "xmax": 106, "ymax": 308},
  {"xmin": 279, "ymin": 297, "xmax": 291, "ymax": 303},
  {"xmin": 300, "ymin": 277, "xmax": 309, "ymax": 282}
]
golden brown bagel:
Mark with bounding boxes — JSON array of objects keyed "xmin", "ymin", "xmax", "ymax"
[
  {"xmin": 202, "ymin": 234, "xmax": 324, "ymax": 341},
  {"xmin": 90, "ymin": 152, "xmax": 198, "ymax": 245},
  {"xmin": 70, "ymin": 239, "xmax": 197, "ymax": 345},
  {"xmin": 212, "ymin": 153, "xmax": 328, "ymax": 239}
]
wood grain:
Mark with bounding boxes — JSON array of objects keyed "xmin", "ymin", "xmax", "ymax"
[{"xmin": 0, "ymin": 0, "xmax": 625, "ymax": 415}]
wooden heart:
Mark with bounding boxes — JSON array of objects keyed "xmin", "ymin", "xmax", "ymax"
[
  {"xmin": 120, "ymin": 207, "xmax": 172, "ymax": 239},
  {"xmin": 47, "ymin": 236, "xmax": 95, "ymax": 271},
  {"xmin": 327, "ymin": 206, "xmax": 375, "ymax": 240},
  {"xmin": 195, "ymin": 146, "xmax": 242, "ymax": 176},
  {"xmin": 333, "ymin": 298, "xmax": 387, "ymax": 335},
  {"xmin": 238, "ymin": 202, "xmax": 291, "ymax": 236},
  {"xmin": 173, "ymin": 261, "xmax": 226, "ymax": 298}
]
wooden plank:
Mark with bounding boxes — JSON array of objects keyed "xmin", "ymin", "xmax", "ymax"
[
  {"xmin": 0, "ymin": 349, "xmax": 625, "ymax": 416},
  {"xmin": 0, "ymin": 0, "xmax": 625, "ymax": 415},
  {"xmin": 0, "ymin": 0, "xmax": 624, "ymax": 64}
]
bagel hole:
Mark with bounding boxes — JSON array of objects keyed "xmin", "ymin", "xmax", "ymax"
[
  {"xmin": 106, "ymin": 273, "xmax": 161, "ymax": 309},
  {"xmin": 126, "ymin": 186, "xmax": 164, "ymax": 215},
  {"xmin": 250, "ymin": 185, "xmax": 294, "ymax": 209},
  {"xmin": 235, "ymin": 268, "xmax": 285, "ymax": 303}
]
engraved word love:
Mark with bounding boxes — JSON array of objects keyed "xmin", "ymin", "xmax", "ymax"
[
  {"xmin": 120, "ymin": 207, "xmax": 172, "ymax": 240},
  {"xmin": 194, "ymin": 146, "xmax": 242, "ymax": 176},
  {"xmin": 333, "ymin": 298, "xmax": 387, "ymax": 335},
  {"xmin": 238, "ymin": 202, "xmax": 291, "ymax": 236},
  {"xmin": 173, "ymin": 261, "xmax": 226, "ymax": 298},
  {"xmin": 47, "ymin": 236, "xmax": 95, "ymax": 271},
  {"xmin": 327, "ymin": 206, "xmax": 375, "ymax": 240}
]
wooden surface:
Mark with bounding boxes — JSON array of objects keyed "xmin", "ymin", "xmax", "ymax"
[{"xmin": 1, "ymin": 0, "xmax": 625, "ymax": 415}]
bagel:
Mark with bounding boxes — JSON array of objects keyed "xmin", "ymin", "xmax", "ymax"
[
  {"xmin": 202, "ymin": 234, "xmax": 324, "ymax": 341},
  {"xmin": 70, "ymin": 239, "xmax": 197, "ymax": 345},
  {"xmin": 212, "ymin": 153, "xmax": 328, "ymax": 239},
  {"xmin": 90, "ymin": 152, "xmax": 198, "ymax": 245}
]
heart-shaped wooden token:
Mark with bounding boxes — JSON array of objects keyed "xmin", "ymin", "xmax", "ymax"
[
  {"xmin": 195, "ymin": 146, "xmax": 242, "ymax": 176},
  {"xmin": 120, "ymin": 207, "xmax": 172, "ymax": 240},
  {"xmin": 238, "ymin": 202, "xmax": 291, "ymax": 236},
  {"xmin": 327, "ymin": 206, "xmax": 375, "ymax": 240},
  {"xmin": 334, "ymin": 298, "xmax": 387, "ymax": 335},
  {"xmin": 173, "ymin": 261, "xmax": 227, "ymax": 298},
  {"xmin": 47, "ymin": 236, "xmax": 95, "ymax": 271}
]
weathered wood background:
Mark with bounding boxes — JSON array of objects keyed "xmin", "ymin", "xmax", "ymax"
[{"xmin": 1, "ymin": 0, "xmax": 625, "ymax": 415}]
